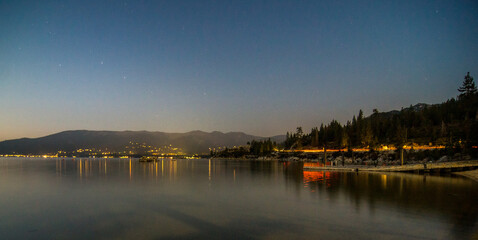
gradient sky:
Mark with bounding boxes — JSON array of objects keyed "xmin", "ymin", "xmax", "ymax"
[{"xmin": 1, "ymin": 0, "xmax": 478, "ymax": 141}]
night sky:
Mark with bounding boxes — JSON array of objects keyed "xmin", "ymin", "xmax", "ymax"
[{"xmin": 1, "ymin": 0, "xmax": 477, "ymax": 141}]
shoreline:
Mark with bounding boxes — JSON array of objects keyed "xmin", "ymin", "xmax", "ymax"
[
  {"xmin": 453, "ymin": 169, "xmax": 478, "ymax": 182},
  {"xmin": 303, "ymin": 160, "xmax": 478, "ymax": 174}
]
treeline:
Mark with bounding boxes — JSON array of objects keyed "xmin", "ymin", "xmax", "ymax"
[
  {"xmin": 212, "ymin": 139, "xmax": 277, "ymax": 158},
  {"xmin": 285, "ymin": 72, "xmax": 478, "ymax": 151}
]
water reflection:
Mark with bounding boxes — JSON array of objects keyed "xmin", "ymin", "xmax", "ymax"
[
  {"xmin": 0, "ymin": 157, "xmax": 476, "ymax": 239},
  {"xmin": 297, "ymin": 169, "xmax": 478, "ymax": 239}
]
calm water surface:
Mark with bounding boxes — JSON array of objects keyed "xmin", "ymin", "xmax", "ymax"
[{"xmin": 0, "ymin": 157, "xmax": 477, "ymax": 239}]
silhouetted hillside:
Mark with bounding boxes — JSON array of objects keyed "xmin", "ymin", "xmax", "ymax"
[{"xmin": 0, "ymin": 130, "xmax": 285, "ymax": 154}]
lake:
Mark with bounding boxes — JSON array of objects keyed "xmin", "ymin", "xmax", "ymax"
[{"xmin": 0, "ymin": 157, "xmax": 477, "ymax": 239}]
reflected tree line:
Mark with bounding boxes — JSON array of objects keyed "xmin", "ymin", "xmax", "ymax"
[
  {"xmin": 8, "ymin": 157, "xmax": 477, "ymax": 239},
  {"xmin": 278, "ymin": 161, "xmax": 478, "ymax": 240}
]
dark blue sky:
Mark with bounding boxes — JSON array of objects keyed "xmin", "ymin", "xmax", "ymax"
[{"xmin": 1, "ymin": 0, "xmax": 477, "ymax": 140}]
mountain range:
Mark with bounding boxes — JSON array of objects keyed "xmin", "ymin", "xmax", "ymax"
[{"xmin": 0, "ymin": 130, "xmax": 286, "ymax": 154}]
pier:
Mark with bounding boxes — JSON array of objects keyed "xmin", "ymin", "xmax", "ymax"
[{"xmin": 303, "ymin": 160, "xmax": 478, "ymax": 173}]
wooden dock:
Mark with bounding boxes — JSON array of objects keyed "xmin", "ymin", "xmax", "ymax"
[{"xmin": 303, "ymin": 160, "xmax": 478, "ymax": 173}]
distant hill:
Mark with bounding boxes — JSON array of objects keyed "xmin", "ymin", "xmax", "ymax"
[
  {"xmin": 374, "ymin": 103, "xmax": 432, "ymax": 118},
  {"xmin": 0, "ymin": 130, "xmax": 286, "ymax": 154}
]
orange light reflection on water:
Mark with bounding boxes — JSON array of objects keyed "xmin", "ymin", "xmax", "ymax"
[
  {"xmin": 303, "ymin": 171, "xmax": 331, "ymax": 183},
  {"xmin": 303, "ymin": 170, "xmax": 339, "ymax": 189}
]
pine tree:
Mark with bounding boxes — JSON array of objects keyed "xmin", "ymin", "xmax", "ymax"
[{"xmin": 458, "ymin": 72, "xmax": 477, "ymax": 99}]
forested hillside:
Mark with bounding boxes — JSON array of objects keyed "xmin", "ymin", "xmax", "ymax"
[{"xmin": 285, "ymin": 72, "xmax": 478, "ymax": 151}]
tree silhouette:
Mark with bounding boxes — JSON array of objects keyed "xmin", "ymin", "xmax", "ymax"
[
  {"xmin": 458, "ymin": 72, "xmax": 477, "ymax": 99},
  {"xmin": 279, "ymin": 72, "xmax": 478, "ymax": 159}
]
